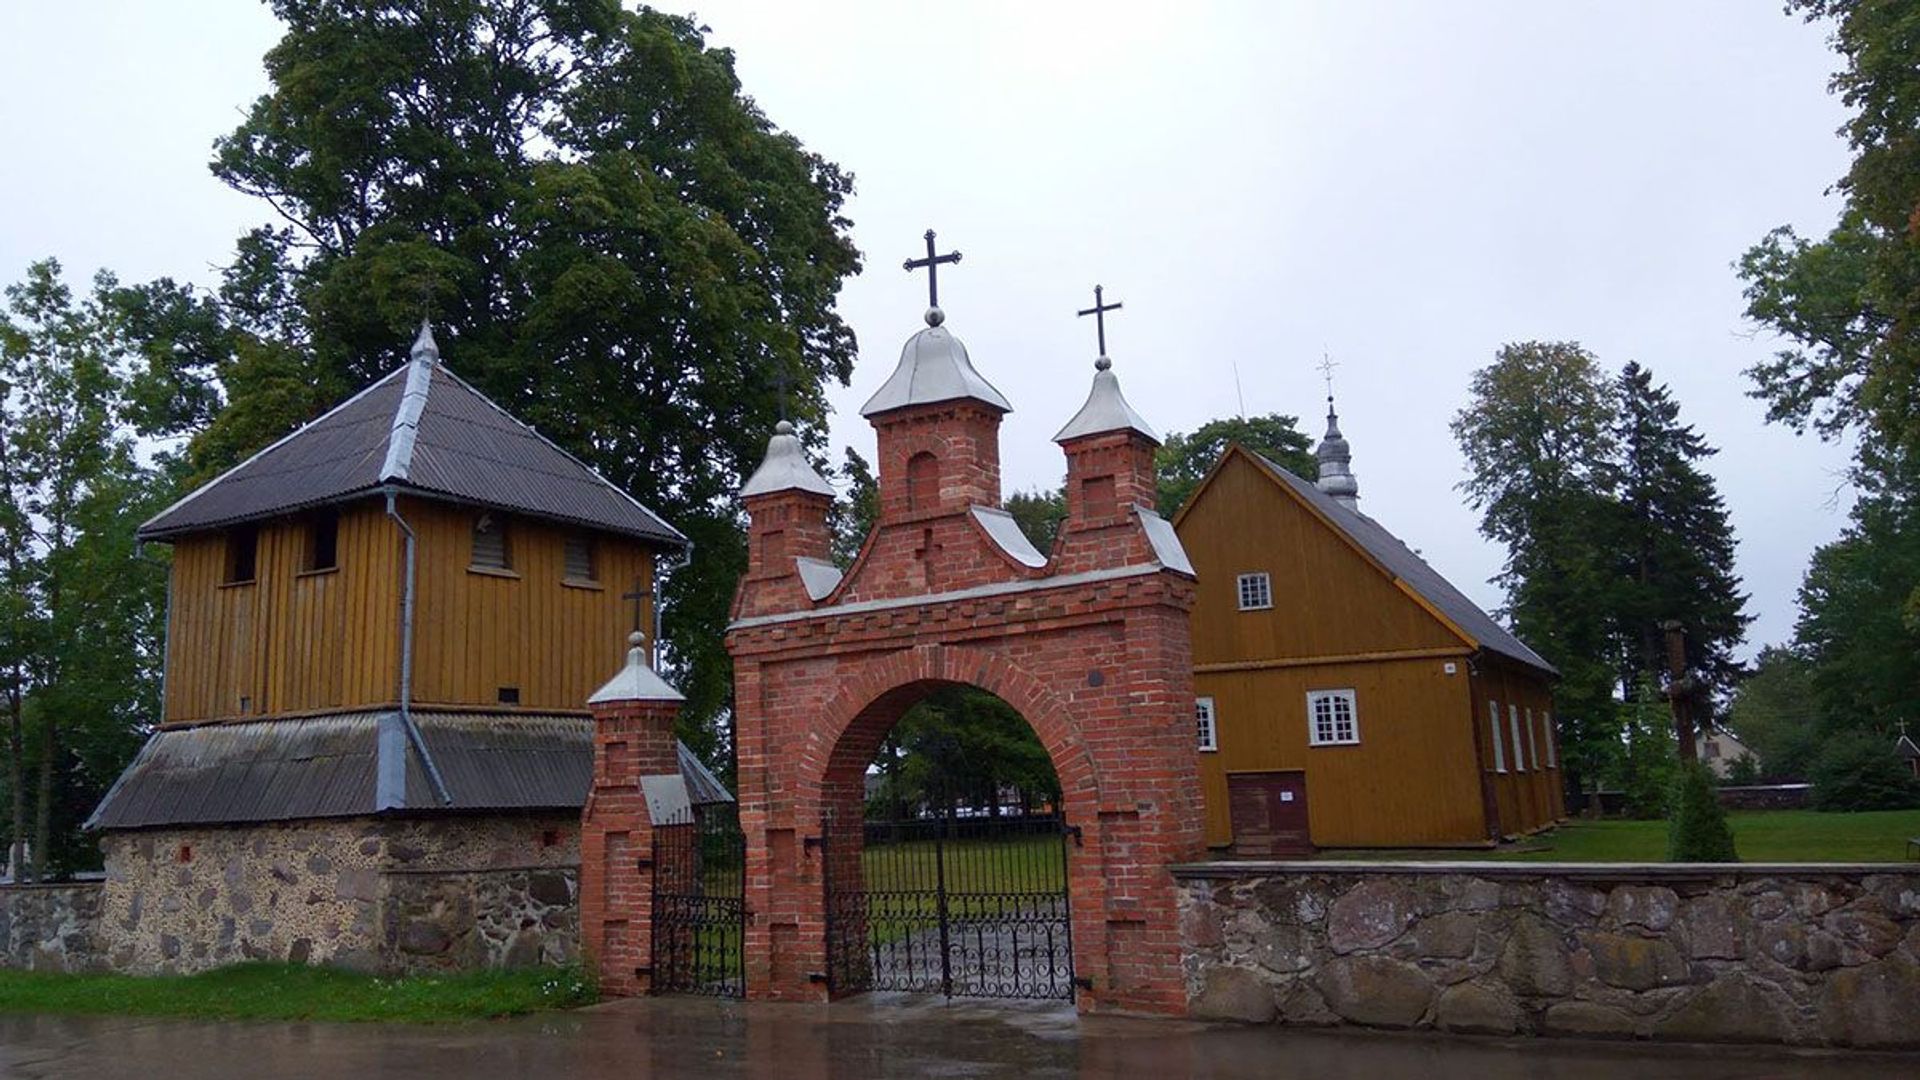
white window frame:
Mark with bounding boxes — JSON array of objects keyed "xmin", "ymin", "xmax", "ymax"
[
  {"xmin": 1509, "ymin": 704, "xmax": 1527, "ymax": 771},
  {"xmin": 1235, "ymin": 571, "xmax": 1273, "ymax": 611},
  {"xmin": 1542, "ymin": 711, "xmax": 1557, "ymax": 768},
  {"xmin": 1525, "ymin": 707, "xmax": 1540, "ymax": 771},
  {"xmin": 1196, "ymin": 696, "xmax": 1218, "ymax": 752},
  {"xmin": 1306, "ymin": 689, "xmax": 1360, "ymax": 747},
  {"xmin": 1488, "ymin": 699, "xmax": 1506, "ymax": 772}
]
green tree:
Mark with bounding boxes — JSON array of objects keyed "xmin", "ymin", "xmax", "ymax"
[
  {"xmin": 1616, "ymin": 681, "xmax": 1679, "ymax": 819},
  {"xmin": 1728, "ymin": 645, "xmax": 1822, "ymax": 780},
  {"xmin": 828, "ymin": 447, "xmax": 876, "ymax": 570},
  {"xmin": 0, "ymin": 260, "xmax": 168, "ymax": 879},
  {"xmin": 1666, "ymin": 762, "xmax": 1738, "ymax": 862},
  {"xmin": 1156, "ymin": 413, "xmax": 1314, "ymax": 516},
  {"xmin": 869, "ymin": 687, "xmax": 1059, "ymax": 818},
  {"xmin": 1005, "ymin": 488, "xmax": 1067, "ymax": 553},
  {"xmin": 164, "ymin": 1, "xmax": 864, "ymax": 760},
  {"xmin": 1605, "ymin": 362, "xmax": 1750, "ymax": 702},
  {"xmin": 1808, "ymin": 730, "xmax": 1920, "ymax": 811},
  {"xmin": 1452, "ymin": 342, "xmax": 1622, "ymax": 806}
]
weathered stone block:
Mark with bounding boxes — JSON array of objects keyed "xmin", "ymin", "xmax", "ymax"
[
  {"xmin": 1542, "ymin": 1000, "xmax": 1637, "ymax": 1038},
  {"xmin": 1190, "ymin": 966, "xmax": 1276, "ymax": 1023},
  {"xmin": 1656, "ymin": 974, "xmax": 1798, "ymax": 1044},
  {"xmin": 1327, "ymin": 879, "xmax": 1419, "ymax": 953},
  {"xmin": 1498, "ymin": 914, "xmax": 1573, "ymax": 997},
  {"xmin": 1407, "ymin": 911, "xmax": 1479, "ymax": 960},
  {"xmin": 1819, "ymin": 954, "xmax": 1920, "ymax": 1049},
  {"xmin": 1433, "ymin": 982, "xmax": 1519, "ymax": 1035},
  {"xmin": 1580, "ymin": 930, "xmax": 1689, "ymax": 992},
  {"xmin": 1608, "ymin": 885, "xmax": 1678, "ymax": 931},
  {"xmin": 1315, "ymin": 955, "xmax": 1435, "ymax": 1028},
  {"xmin": 1677, "ymin": 894, "xmax": 1741, "ymax": 960}
]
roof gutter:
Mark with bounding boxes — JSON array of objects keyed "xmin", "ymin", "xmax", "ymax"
[{"xmin": 383, "ymin": 487, "xmax": 451, "ymax": 808}]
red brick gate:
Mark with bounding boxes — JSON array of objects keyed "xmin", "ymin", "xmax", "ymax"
[{"xmin": 722, "ymin": 304, "xmax": 1205, "ymax": 1014}]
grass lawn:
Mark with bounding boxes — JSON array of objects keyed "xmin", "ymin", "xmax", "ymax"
[
  {"xmin": 1320, "ymin": 809, "xmax": 1920, "ymax": 864},
  {"xmin": 0, "ymin": 962, "xmax": 596, "ymax": 1023}
]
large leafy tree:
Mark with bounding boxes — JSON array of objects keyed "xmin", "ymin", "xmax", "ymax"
[
  {"xmin": 1452, "ymin": 342, "xmax": 1623, "ymax": 802},
  {"xmin": 1728, "ymin": 645, "xmax": 1822, "ymax": 779},
  {"xmin": 1605, "ymin": 362, "xmax": 1750, "ymax": 699},
  {"xmin": 0, "ymin": 260, "xmax": 168, "ymax": 879},
  {"xmin": 1157, "ymin": 413, "xmax": 1314, "ymax": 516},
  {"xmin": 151, "ymin": 1, "xmax": 863, "ymax": 756}
]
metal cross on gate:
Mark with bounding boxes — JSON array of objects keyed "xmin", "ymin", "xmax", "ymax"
[
  {"xmin": 622, "ymin": 580, "xmax": 651, "ymax": 637},
  {"xmin": 1077, "ymin": 285, "xmax": 1123, "ymax": 358},
  {"xmin": 904, "ymin": 229, "xmax": 962, "ymax": 308}
]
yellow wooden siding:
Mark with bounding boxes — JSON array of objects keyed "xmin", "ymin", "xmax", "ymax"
[
  {"xmin": 1470, "ymin": 660, "xmax": 1565, "ymax": 836},
  {"xmin": 161, "ymin": 496, "xmax": 654, "ymax": 724},
  {"xmin": 1196, "ymin": 658, "xmax": 1486, "ymax": 847},
  {"xmin": 1177, "ymin": 453, "xmax": 1464, "ymax": 666}
]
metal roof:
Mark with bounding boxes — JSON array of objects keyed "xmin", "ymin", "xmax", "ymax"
[
  {"xmin": 1250, "ymin": 452, "xmax": 1558, "ymax": 678},
  {"xmin": 86, "ymin": 711, "xmax": 731, "ymax": 831},
  {"xmin": 740, "ymin": 421, "xmax": 835, "ymax": 499},
  {"xmin": 1053, "ymin": 359, "xmax": 1159, "ymax": 445},
  {"xmin": 859, "ymin": 315, "xmax": 1012, "ymax": 418},
  {"xmin": 139, "ymin": 330, "xmax": 685, "ymax": 548}
]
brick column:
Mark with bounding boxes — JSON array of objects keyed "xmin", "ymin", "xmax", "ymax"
[{"xmin": 578, "ymin": 631, "xmax": 684, "ymax": 997}]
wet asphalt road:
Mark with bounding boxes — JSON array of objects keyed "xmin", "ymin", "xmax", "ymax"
[{"xmin": 3, "ymin": 994, "xmax": 1916, "ymax": 1079}]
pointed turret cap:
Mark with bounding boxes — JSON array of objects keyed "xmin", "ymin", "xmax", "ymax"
[
  {"xmin": 740, "ymin": 421, "xmax": 835, "ymax": 499},
  {"xmin": 410, "ymin": 318, "xmax": 439, "ymax": 361},
  {"xmin": 1315, "ymin": 398, "xmax": 1359, "ymax": 507},
  {"xmin": 589, "ymin": 631, "xmax": 686, "ymax": 704},
  {"xmin": 860, "ymin": 308, "xmax": 1012, "ymax": 418},
  {"xmin": 1053, "ymin": 357, "xmax": 1160, "ymax": 444}
]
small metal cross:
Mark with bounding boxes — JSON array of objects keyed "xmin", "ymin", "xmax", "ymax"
[
  {"xmin": 772, "ymin": 364, "xmax": 792, "ymax": 422},
  {"xmin": 903, "ymin": 229, "xmax": 962, "ymax": 308},
  {"xmin": 1076, "ymin": 285, "xmax": 1123, "ymax": 357},
  {"xmin": 1317, "ymin": 351, "xmax": 1339, "ymax": 401},
  {"xmin": 621, "ymin": 580, "xmax": 652, "ymax": 636}
]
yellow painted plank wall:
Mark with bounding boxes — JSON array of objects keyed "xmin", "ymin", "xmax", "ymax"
[
  {"xmin": 1470, "ymin": 660, "xmax": 1565, "ymax": 836},
  {"xmin": 1196, "ymin": 656, "xmax": 1487, "ymax": 847},
  {"xmin": 1177, "ymin": 453, "xmax": 1463, "ymax": 666},
  {"xmin": 161, "ymin": 495, "xmax": 656, "ymax": 724}
]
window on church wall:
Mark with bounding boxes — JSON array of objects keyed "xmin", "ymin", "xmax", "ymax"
[
  {"xmin": 303, "ymin": 510, "xmax": 339, "ymax": 573},
  {"xmin": 1236, "ymin": 572, "xmax": 1272, "ymax": 611},
  {"xmin": 1542, "ymin": 711, "xmax": 1557, "ymax": 768},
  {"xmin": 1509, "ymin": 704, "xmax": 1527, "ymax": 771},
  {"xmin": 223, "ymin": 525, "xmax": 258, "ymax": 584},
  {"xmin": 471, "ymin": 512, "xmax": 512, "ymax": 571},
  {"xmin": 1307, "ymin": 689, "xmax": 1359, "ymax": 746},
  {"xmin": 1525, "ymin": 707, "xmax": 1539, "ymax": 770},
  {"xmin": 1196, "ymin": 697, "xmax": 1218, "ymax": 752},
  {"xmin": 564, "ymin": 534, "xmax": 598, "ymax": 583},
  {"xmin": 1488, "ymin": 699, "xmax": 1506, "ymax": 772},
  {"xmin": 906, "ymin": 452, "xmax": 940, "ymax": 512}
]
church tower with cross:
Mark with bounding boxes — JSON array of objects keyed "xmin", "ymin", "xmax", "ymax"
[{"xmin": 722, "ymin": 232, "xmax": 1205, "ymax": 1014}]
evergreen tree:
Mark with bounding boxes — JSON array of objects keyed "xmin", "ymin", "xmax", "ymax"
[
  {"xmin": 1728, "ymin": 645, "xmax": 1822, "ymax": 780},
  {"xmin": 1605, "ymin": 362, "xmax": 1750, "ymax": 703},
  {"xmin": 1666, "ymin": 762, "xmax": 1738, "ymax": 862}
]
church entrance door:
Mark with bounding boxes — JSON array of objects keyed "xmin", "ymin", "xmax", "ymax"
[{"xmin": 823, "ymin": 809, "xmax": 1075, "ymax": 1000}]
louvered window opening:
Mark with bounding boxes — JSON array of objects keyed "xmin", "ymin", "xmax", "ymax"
[
  {"xmin": 472, "ymin": 514, "xmax": 511, "ymax": 570},
  {"xmin": 564, "ymin": 535, "xmax": 597, "ymax": 582}
]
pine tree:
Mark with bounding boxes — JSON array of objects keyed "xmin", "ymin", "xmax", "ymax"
[{"xmin": 1606, "ymin": 362, "xmax": 1751, "ymax": 703}]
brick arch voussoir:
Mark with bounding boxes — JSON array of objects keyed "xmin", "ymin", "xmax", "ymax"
[{"xmin": 803, "ymin": 642, "xmax": 1102, "ymax": 809}]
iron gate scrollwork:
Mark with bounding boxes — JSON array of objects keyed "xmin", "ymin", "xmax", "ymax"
[
  {"xmin": 824, "ymin": 812, "xmax": 1074, "ymax": 1000},
  {"xmin": 650, "ymin": 805, "xmax": 746, "ymax": 998}
]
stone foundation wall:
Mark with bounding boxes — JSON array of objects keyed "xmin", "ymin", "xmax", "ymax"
[
  {"xmin": 94, "ymin": 813, "xmax": 580, "ymax": 975},
  {"xmin": 1177, "ymin": 862, "xmax": 1920, "ymax": 1049},
  {"xmin": 0, "ymin": 881, "xmax": 104, "ymax": 972}
]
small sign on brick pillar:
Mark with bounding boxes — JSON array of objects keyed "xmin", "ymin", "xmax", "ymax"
[{"xmin": 579, "ymin": 630, "xmax": 685, "ymax": 997}]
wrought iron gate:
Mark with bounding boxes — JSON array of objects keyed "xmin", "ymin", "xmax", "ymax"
[
  {"xmin": 824, "ymin": 812, "xmax": 1074, "ymax": 1000},
  {"xmin": 650, "ymin": 806, "xmax": 746, "ymax": 997}
]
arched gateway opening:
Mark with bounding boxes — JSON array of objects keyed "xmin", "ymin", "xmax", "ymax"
[
  {"xmin": 721, "ymin": 272, "xmax": 1205, "ymax": 1014},
  {"xmin": 823, "ymin": 681, "xmax": 1072, "ymax": 999}
]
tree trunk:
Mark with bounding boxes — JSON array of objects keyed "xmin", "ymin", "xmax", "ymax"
[{"xmin": 6, "ymin": 685, "xmax": 24, "ymax": 881}]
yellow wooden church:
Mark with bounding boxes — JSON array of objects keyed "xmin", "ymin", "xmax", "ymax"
[{"xmin": 1174, "ymin": 400, "xmax": 1564, "ymax": 853}]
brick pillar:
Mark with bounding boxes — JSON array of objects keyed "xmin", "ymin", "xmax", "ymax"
[
  {"xmin": 1061, "ymin": 429, "xmax": 1158, "ymax": 522},
  {"xmin": 578, "ymin": 631, "xmax": 684, "ymax": 997}
]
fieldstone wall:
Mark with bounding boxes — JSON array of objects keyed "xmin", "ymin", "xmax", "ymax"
[
  {"xmin": 1177, "ymin": 862, "xmax": 1920, "ymax": 1049},
  {"xmin": 95, "ymin": 813, "xmax": 580, "ymax": 975},
  {"xmin": 381, "ymin": 866, "xmax": 577, "ymax": 974},
  {"xmin": 0, "ymin": 882, "xmax": 104, "ymax": 972}
]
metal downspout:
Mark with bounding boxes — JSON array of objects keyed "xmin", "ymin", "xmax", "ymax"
[{"xmin": 384, "ymin": 488, "xmax": 451, "ymax": 807}]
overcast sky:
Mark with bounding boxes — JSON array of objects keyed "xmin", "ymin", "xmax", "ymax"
[{"xmin": 0, "ymin": 2, "xmax": 1857, "ymax": 656}]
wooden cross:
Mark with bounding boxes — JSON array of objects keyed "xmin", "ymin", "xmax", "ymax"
[
  {"xmin": 903, "ymin": 229, "xmax": 962, "ymax": 308},
  {"xmin": 1076, "ymin": 285, "xmax": 1123, "ymax": 357},
  {"xmin": 621, "ymin": 580, "xmax": 652, "ymax": 636}
]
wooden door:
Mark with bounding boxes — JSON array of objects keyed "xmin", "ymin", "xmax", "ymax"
[{"xmin": 1226, "ymin": 770, "xmax": 1312, "ymax": 856}]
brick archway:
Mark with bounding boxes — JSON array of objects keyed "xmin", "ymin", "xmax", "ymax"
[{"xmin": 725, "ymin": 349, "xmax": 1205, "ymax": 1013}]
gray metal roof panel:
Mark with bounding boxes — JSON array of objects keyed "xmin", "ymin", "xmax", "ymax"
[
  {"xmin": 1250, "ymin": 452, "xmax": 1558, "ymax": 678},
  {"xmin": 87, "ymin": 711, "xmax": 730, "ymax": 830}
]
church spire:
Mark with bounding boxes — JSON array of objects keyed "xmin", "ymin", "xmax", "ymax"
[{"xmin": 1315, "ymin": 357, "xmax": 1359, "ymax": 509}]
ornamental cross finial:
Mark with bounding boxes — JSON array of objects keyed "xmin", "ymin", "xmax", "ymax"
[
  {"xmin": 1076, "ymin": 285, "xmax": 1123, "ymax": 360},
  {"xmin": 772, "ymin": 363, "xmax": 792, "ymax": 422},
  {"xmin": 903, "ymin": 229, "xmax": 962, "ymax": 313},
  {"xmin": 621, "ymin": 579, "xmax": 652, "ymax": 636},
  {"xmin": 1318, "ymin": 351, "xmax": 1339, "ymax": 404}
]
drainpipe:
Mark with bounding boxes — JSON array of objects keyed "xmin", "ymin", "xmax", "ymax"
[
  {"xmin": 384, "ymin": 488, "xmax": 451, "ymax": 807},
  {"xmin": 654, "ymin": 541, "xmax": 694, "ymax": 667}
]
